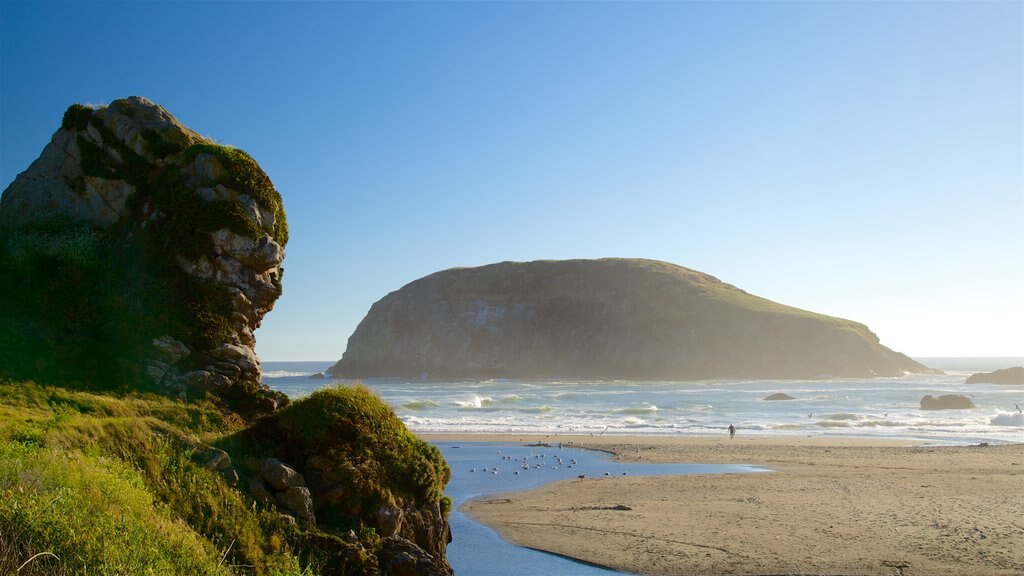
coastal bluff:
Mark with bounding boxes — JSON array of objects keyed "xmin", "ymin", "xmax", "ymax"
[{"xmin": 329, "ymin": 259, "xmax": 932, "ymax": 380}]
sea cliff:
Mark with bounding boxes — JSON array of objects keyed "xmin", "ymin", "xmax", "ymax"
[{"xmin": 330, "ymin": 259, "xmax": 931, "ymax": 380}]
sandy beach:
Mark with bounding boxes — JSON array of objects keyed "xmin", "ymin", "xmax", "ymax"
[{"xmin": 426, "ymin": 434, "xmax": 1024, "ymax": 576}]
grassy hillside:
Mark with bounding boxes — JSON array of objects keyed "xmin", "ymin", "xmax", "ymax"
[
  {"xmin": 0, "ymin": 381, "xmax": 305, "ymax": 575},
  {"xmin": 0, "ymin": 380, "xmax": 449, "ymax": 575}
]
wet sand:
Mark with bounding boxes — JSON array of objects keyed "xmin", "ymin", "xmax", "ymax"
[{"xmin": 427, "ymin": 434, "xmax": 1024, "ymax": 576}]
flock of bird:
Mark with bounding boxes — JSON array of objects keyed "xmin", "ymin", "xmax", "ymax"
[{"xmin": 467, "ymin": 449, "xmax": 627, "ymax": 479}]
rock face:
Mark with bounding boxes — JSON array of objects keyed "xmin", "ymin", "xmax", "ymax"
[
  {"xmin": 239, "ymin": 385, "xmax": 453, "ymax": 575},
  {"xmin": 920, "ymin": 394, "xmax": 975, "ymax": 410},
  {"xmin": 0, "ymin": 98, "xmax": 287, "ymax": 410},
  {"xmin": 329, "ymin": 259, "xmax": 933, "ymax": 381},
  {"xmin": 966, "ymin": 367, "xmax": 1024, "ymax": 385}
]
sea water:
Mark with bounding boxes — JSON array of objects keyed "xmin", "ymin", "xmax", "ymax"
[
  {"xmin": 262, "ymin": 358, "xmax": 1021, "ymax": 574},
  {"xmin": 264, "ymin": 358, "xmax": 1023, "ymax": 444}
]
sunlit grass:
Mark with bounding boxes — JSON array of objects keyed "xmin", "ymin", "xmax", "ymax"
[{"xmin": 0, "ymin": 381, "xmax": 310, "ymax": 576}]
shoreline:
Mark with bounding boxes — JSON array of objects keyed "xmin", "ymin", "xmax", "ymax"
[{"xmin": 427, "ymin": 433, "xmax": 1024, "ymax": 576}]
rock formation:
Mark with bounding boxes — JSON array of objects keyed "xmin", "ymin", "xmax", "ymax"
[
  {"xmin": 965, "ymin": 367, "xmax": 1024, "ymax": 385},
  {"xmin": 0, "ymin": 97, "xmax": 287, "ymax": 410},
  {"xmin": 329, "ymin": 259, "xmax": 934, "ymax": 380},
  {"xmin": 238, "ymin": 385, "xmax": 453, "ymax": 575},
  {"xmin": 920, "ymin": 394, "xmax": 975, "ymax": 410},
  {"xmin": 764, "ymin": 393, "xmax": 797, "ymax": 401}
]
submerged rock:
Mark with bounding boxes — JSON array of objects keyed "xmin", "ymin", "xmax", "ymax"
[
  {"xmin": 966, "ymin": 367, "xmax": 1024, "ymax": 385},
  {"xmin": 329, "ymin": 259, "xmax": 935, "ymax": 381},
  {"xmin": 920, "ymin": 394, "xmax": 975, "ymax": 410},
  {"xmin": 764, "ymin": 393, "xmax": 797, "ymax": 401},
  {"xmin": 0, "ymin": 97, "xmax": 287, "ymax": 412}
]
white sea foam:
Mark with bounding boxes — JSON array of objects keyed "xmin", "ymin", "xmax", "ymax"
[
  {"xmin": 262, "ymin": 358, "xmax": 1024, "ymax": 444},
  {"xmin": 263, "ymin": 370, "xmax": 318, "ymax": 378},
  {"xmin": 402, "ymin": 400, "xmax": 441, "ymax": 410},
  {"xmin": 990, "ymin": 413, "xmax": 1024, "ymax": 427},
  {"xmin": 453, "ymin": 394, "xmax": 495, "ymax": 408}
]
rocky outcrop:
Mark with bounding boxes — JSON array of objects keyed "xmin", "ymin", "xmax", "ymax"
[
  {"xmin": 329, "ymin": 259, "xmax": 934, "ymax": 381},
  {"xmin": 764, "ymin": 393, "xmax": 797, "ymax": 401},
  {"xmin": 0, "ymin": 97, "xmax": 287, "ymax": 410},
  {"xmin": 238, "ymin": 385, "xmax": 453, "ymax": 575},
  {"xmin": 920, "ymin": 394, "xmax": 975, "ymax": 410},
  {"xmin": 966, "ymin": 367, "xmax": 1024, "ymax": 385}
]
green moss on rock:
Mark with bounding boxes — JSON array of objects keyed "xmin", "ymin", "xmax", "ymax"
[
  {"xmin": 183, "ymin": 143, "xmax": 289, "ymax": 246},
  {"xmin": 61, "ymin": 103, "xmax": 92, "ymax": 131},
  {"xmin": 236, "ymin": 384, "xmax": 450, "ymax": 534}
]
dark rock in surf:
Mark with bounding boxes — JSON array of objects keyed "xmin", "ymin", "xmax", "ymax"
[
  {"xmin": 764, "ymin": 393, "xmax": 797, "ymax": 401},
  {"xmin": 965, "ymin": 367, "xmax": 1024, "ymax": 385},
  {"xmin": 920, "ymin": 394, "xmax": 975, "ymax": 410}
]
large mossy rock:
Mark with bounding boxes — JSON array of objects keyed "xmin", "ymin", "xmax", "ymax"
[
  {"xmin": 239, "ymin": 385, "xmax": 453, "ymax": 575},
  {"xmin": 329, "ymin": 259, "xmax": 934, "ymax": 380},
  {"xmin": 0, "ymin": 97, "xmax": 287, "ymax": 412}
]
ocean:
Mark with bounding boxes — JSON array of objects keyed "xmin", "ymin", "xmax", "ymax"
[
  {"xmin": 263, "ymin": 358, "xmax": 1023, "ymax": 444},
  {"xmin": 262, "ymin": 358, "xmax": 1022, "ymax": 574}
]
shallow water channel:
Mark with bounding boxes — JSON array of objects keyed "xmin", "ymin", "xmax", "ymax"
[{"xmin": 436, "ymin": 442, "xmax": 768, "ymax": 575}]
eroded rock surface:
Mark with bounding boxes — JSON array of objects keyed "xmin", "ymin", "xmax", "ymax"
[{"xmin": 0, "ymin": 97, "xmax": 287, "ymax": 411}]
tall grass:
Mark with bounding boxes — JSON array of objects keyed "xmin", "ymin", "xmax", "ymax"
[{"xmin": 0, "ymin": 381, "xmax": 311, "ymax": 576}]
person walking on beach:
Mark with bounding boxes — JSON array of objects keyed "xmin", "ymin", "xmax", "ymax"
[{"xmin": 728, "ymin": 424, "xmax": 735, "ymax": 439}]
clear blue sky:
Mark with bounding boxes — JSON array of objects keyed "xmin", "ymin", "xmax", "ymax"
[{"xmin": 2, "ymin": 1, "xmax": 1022, "ymax": 360}]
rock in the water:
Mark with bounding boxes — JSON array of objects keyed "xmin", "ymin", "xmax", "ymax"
[
  {"xmin": 329, "ymin": 259, "xmax": 935, "ymax": 381},
  {"xmin": 966, "ymin": 367, "xmax": 1024, "ymax": 385},
  {"xmin": 764, "ymin": 393, "xmax": 797, "ymax": 401},
  {"xmin": 0, "ymin": 97, "xmax": 288, "ymax": 413},
  {"xmin": 275, "ymin": 486, "xmax": 315, "ymax": 522},
  {"xmin": 261, "ymin": 458, "xmax": 305, "ymax": 491},
  {"xmin": 920, "ymin": 394, "xmax": 976, "ymax": 410}
]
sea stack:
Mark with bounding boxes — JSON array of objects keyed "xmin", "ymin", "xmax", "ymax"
[
  {"xmin": 0, "ymin": 97, "xmax": 288, "ymax": 411},
  {"xmin": 965, "ymin": 367, "xmax": 1024, "ymax": 385},
  {"xmin": 328, "ymin": 258, "xmax": 933, "ymax": 380}
]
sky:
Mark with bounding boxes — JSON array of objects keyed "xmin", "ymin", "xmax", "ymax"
[{"xmin": 1, "ymin": 1, "xmax": 1022, "ymax": 361}]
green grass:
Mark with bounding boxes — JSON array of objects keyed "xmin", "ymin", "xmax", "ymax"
[
  {"xmin": 0, "ymin": 381, "xmax": 451, "ymax": 575},
  {"xmin": 0, "ymin": 382, "xmax": 311, "ymax": 576},
  {"xmin": 0, "ymin": 442, "xmax": 231, "ymax": 576}
]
